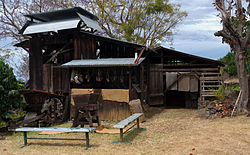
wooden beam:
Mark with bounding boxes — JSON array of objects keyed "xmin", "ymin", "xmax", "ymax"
[
  {"xmin": 151, "ymin": 68, "xmax": 219, "ymax": 72},
  {"xmin": 29, "ymin": 37, "xmax": 43, "ymax": 90}
]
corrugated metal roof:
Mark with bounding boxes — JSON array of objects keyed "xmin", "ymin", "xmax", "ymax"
[
  {"xmin": 25, "ymin": 7, "xmax": 99, "ymax": 22},
  {"xmin": 61, "ymin": 58, "xmax": 145, "ymax": 67},
  {"xmin": 77, "ymin": 13, "xmax": 102, "ymax": 32},
  {"xmin": 153, "ymin": 46, "xmax": 224, "ymax": 66},
  {"xmin": 23, "ymin": 19, "xmax": 80, "ymax": 35},
  {"xmin": 20, "ymin": 7, "xmax": 102, "ymax": 35}
]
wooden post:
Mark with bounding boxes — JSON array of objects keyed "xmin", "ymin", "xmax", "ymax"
[
  {"xmin": 129, "ymin": 67, "xmax": 132, "ymax": 101},
  {"xmin": 140, "ymin": 63, "xmax": 144, "ymax": 103},
  {"xmin": 29, "ymin": 37, "xmax": 43, "ymax": 90},
  {"xmin": 136, "ymin": 118, "xmax": 140, "ymax": 129},
  {"xmin": 120, "ymin": 129, "xmax": 123, "ymax": 142}
]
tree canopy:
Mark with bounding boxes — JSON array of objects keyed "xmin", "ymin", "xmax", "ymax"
[{"xmin": 0, "ymin": 0, "xmax": 187, "ymax": 47}]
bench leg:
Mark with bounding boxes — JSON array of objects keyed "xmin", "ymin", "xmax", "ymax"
[
  {"xmin": 84, "ymin": 132, "xmax": 89, "ymax": 150},
  {"xmin": 137, "ymin": 118, "xmax": 140, "ymax": 129},
  {"xmin": 20, "ymin": 132, "xmax": 28, "ymax": 148},
  {"xmin": 120, "ymin": 129, "xmax": 123, "ymax": 142},
  {"xmin": 137, "ymin": 118, "xmax": 146, "ymax": 131}
]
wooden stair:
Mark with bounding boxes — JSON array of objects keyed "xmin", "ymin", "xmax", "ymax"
[{"xmin": 200, "ymin": 73, "xmax": 223, "ymax": 102}]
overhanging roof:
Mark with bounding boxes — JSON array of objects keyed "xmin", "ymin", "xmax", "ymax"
[
  {"xmin": 61, "ymin": 58, "xmax": 145, "ymax": 67},
  {"xmin": 23, "ymin": 19, "xmax": 80, "ymax": 35},
  {"xmin": 20, "ymin": 7, "xmax": 102, "ymax": 35},
  {"xmin": 25, "ymin": 7, "xmax": 99, "ymax": 21},
  {"xmin": 153, "ymin": 46, "xmax": 224, "ymax": 66}
]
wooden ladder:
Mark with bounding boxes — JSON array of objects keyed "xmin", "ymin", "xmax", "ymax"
[{"xmin": 200, "ymin": 72, "xmax": 223, "ymax": 102}]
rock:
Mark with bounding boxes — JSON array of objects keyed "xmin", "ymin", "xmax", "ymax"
[{"xmin": 0, "ymin": 135, "xmax": 5, "ymax": 140}]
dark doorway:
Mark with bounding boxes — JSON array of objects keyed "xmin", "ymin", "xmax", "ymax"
[{"xmin": 165, "ymin": 91, "xmax": 198, "ymax": 108}]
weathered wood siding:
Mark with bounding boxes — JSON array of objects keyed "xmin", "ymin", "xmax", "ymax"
[
  {"xmin": 71, "ymin": 89, "xmax": 131, "ymax": 121},
  {"xmin": 148, "ymin": 64, "xmax": 164, "ymax": 105},
  {"xmin": 29, "ymin": 37, "xmax": 43, "ymax": 90}
]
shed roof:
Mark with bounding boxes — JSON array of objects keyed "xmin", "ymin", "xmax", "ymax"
[
  {"xmin": 25, "ymin": 7, "xmax": 99, "ymax": 22},
  {"xmin": 153, "ymin": 46, "xmax": 224, "ymax": 66},
  {"xmin": 61, "ymin": 58, "xmax": 145, "ymax": 68},
  {"xmin": 20, "ymin": 7, "xmax": 102, "ymax": 35}
]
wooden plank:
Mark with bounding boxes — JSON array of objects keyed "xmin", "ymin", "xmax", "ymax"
[
  {"xmin": 15, "ymin": 127, "xmax": 95, "ymax": 132},
  {"xmin": 113, "ymin": 113, "xmax": 143, "ymax": 129},
  {"xmin": 190, "ymin": 75, "xmax": 198, "ymax": 92},
  {"xmin": 140, "ymin": 63, "xmax": 145, "ymax": 102},
  {"xmin": 149, "ymin": 64, "xmax": 164, "ymax": 105},
  {"xmin": 201, "ymin": 73, "xmax": 220, "ymax": 75},
  {"xmin": 161, "ymin": 68, "xmax": 219, "ymax": 72},
  {"xmin": 102, "ymin": 89, "xmax": 129, "ymax": 103},
  {"xmin": 178, "ymin": 75, "xmax": 190, "ymax": 92},
  {"xmin": 202, "ymin": 85, "xmax": 221, "ymax": 87},
  {"xmin": 200, "ymin": 77, "xmax": 222, "ymax": 81}
]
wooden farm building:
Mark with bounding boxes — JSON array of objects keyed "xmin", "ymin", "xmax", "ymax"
[{"xmin": 16, "ymin": 7, "xmax": 224, "ymax": 121}]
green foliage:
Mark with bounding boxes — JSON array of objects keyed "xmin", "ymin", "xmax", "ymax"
[
  {"xmin": 0, "ymin": 121, "xmax": 6, "ymax": 128},
  {"xmin": 88, "ymin": 0, "xmax": 187, "ymax": 47},
  {"xmin": 219, "ymin": 48, "xmax": 250, "ymax": 76},
  {"xmin": 210, "ymin": 84, "xmax": 225, "ymax": 101},
  {"xmin": 230, "ymin": 84, "xmax": 240, "ymax": 92},
  {"xmin": 219, "ymin": 51, "xmax": 238, "ymax": 76},
  {"xmin": 0, "ymin": 58, "xmax": 25, "ymax": 121}
]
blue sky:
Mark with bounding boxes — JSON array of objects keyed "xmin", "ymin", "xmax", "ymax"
[
  {"xmin": 163, "ymin": 0, "xmax": 231, "ymax": 60},
  {"xmin": 1, "ymin": 0, "xmax": 232, "ymax": 61}
]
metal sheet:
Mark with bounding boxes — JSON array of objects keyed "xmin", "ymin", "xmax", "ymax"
[
  {"xmin": 166, "ymin": 72, "xmax": 177, "ymax": 90},
  {"xmin": 77, "ymin": 13, "xmax": 103, "ymax": 32},
  {"xmin": 23, "ymin": 19, "xmax": 80, "ymax": 35},
  {"xmin": 61, "ymin": 58, "xmax": 145, "ymax": 67}
]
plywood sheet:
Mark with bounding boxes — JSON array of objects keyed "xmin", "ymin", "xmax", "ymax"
[
  {"xmin": 102, "ymin": 89, "xmax": 129, "ymax": 103},
  {"xmin": 166, "ymin": 72, "xmax": 177, "ymax": 90},
  {"xmin": 178, "ymin": 75, "xmax": 190, "ymax": 92},
  {"xmin": 190, "ymin": 76, "xmax": 198, "ymax": 92}
]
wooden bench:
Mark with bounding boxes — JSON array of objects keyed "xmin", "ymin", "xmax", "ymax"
[
  {"xmin": 12, "ymin": 127, "xmax": 95, "ymax": 150},
  {"xmin": 113, "ymin": 113, "xmax": 145, "ymax": 144}
]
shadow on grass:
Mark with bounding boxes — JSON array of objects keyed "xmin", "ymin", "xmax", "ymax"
[
  {"xmin": 144, "ymin": 105, "xmax": 165, "ymax": 119},
  {"xmin": 25, "ymin": 142, "xmax": 100, "ymax": 148},
  {"xmin": 121, "ymin": 128, "xmax": 145, "ymax": 143}
]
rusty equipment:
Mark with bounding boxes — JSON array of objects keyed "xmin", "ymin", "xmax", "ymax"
[
  {"xmin": 17, "ymin": 90, "xmax": 65, "ymax": 127},
  {"xmin": 72, "ymin": 90, "xmax": 101, "ymax": 127}
]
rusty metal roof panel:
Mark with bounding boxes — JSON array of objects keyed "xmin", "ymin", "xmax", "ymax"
[{"xmin": 61, "ymin": 58, "xmax": 145, "ymax": 67}]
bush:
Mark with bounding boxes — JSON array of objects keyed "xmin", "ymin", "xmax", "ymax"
[
  {"xmin": 0, "ymin": 58, "xmax": 25, "ymax": 122},
  {"xmin": 219, "ymin": 48, "xmax": 250, "ymax": 76}
]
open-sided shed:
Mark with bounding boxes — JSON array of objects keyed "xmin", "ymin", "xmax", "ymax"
[{"xmin": 16, "ymin": 7, "xmax": 224, "ymax": 121}]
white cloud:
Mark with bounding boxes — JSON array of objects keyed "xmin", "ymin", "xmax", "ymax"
[{"xmin": 166, "ymin": 0, "xmax": 231, "ymax": 59}]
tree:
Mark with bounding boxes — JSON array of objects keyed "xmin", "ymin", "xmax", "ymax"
[
  {"xmin": 214, "ymin": 0, "xmax": 250, "ymax": 113},
  {"xmin": 219, "ymin": 48, "xmax": 250, "ymax": 76},
  {"xmin": 0, "ymin": 0, "xmax": 187, "ymax": 47},
  {"xmin": 0, "ymin": 57, "xmax": 24, "ymax": 122},
  {"xmin": 85, "ymin": 0, "xmax": 187, "ymax": 47}
]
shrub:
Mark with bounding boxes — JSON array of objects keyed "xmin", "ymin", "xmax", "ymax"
[{"xmin": 0, "ymin": 58, "xmax": 25, "ymax": 122}]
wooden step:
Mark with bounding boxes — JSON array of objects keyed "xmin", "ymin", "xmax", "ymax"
[{"xmin": 200, "ymin": 77, "xmax": 222, "ymax": 81}]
